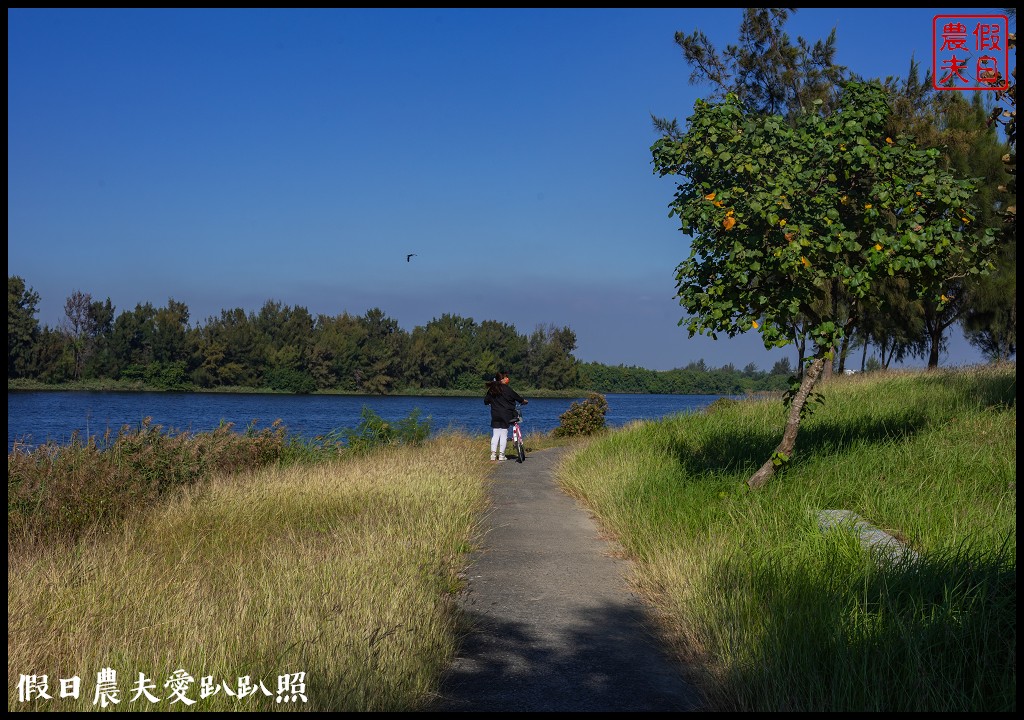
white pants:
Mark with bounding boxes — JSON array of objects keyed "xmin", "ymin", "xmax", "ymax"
[{"xmin": 490, "ymin": 428, "xmax": 508, "ymax": 454}]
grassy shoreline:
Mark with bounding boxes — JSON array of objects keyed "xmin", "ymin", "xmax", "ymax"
[{"xmin": 9, "ymin": 365, "xmax": 1016, "ymax": 711}]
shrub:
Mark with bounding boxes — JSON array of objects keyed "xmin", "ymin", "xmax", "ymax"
[
  {"xmin": 8, "ymin": 408, "xmax": 435, "ymax": 547},
  {"xmin": 341, "ymin": 407, "xmax": 431, "ymax": 454},
  {"xmin": 704, "ymin": 397, "xmax": 739, "ymax": 414},
  {"xmin": 120, "ymin": 361, "xmax": 194, "ymax": 390},
  {"xmin": 553, "ymin": 393, "xmax": 609, "ymax": 437},
  {"xmin": 7, "ymin": 418, "xmax": 298, "ymax": 546},
  {"xmin": 264, "ymin": 366, "xmax": 317, "ymax": 394}
]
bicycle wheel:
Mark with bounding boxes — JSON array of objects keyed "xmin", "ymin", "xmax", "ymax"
[{"xmin": 516, "ymin": 430, "xmax": 526, "ymax": 463}]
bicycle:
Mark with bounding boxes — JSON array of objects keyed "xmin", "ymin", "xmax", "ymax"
[{"xmin": 509, "ymin": 411, "xmax": 526, "ymax": 463}]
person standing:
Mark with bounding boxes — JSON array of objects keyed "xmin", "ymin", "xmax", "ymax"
[{"xmin": 484, "ymin": 371, "xmax": 527, "ymax": 461}]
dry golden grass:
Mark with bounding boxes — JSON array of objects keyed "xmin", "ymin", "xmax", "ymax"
[{"xmin": 9, "ymin": 433, "xmax": 489, "ymax": 712}]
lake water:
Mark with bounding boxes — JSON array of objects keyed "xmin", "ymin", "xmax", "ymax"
[{"xmin": 7, "ymin": 391, "xmax": 735, "ymax": 452}]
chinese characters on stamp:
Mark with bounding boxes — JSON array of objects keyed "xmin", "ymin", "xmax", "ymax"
[{"xmin": 933, "ymin": 14, "xmax": 1010, "ymax": 91}]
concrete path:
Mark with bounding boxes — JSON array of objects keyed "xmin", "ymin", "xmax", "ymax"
[{"xmin": 431, "ymin": 446, "xmax": 701, "ymax": 712}]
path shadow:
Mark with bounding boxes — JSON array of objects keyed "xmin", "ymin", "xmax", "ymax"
[{"xmin": 432, "ymin": 599, "xmax": 702, "ymax": 712}]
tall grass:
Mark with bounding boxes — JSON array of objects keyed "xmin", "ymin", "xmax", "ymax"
[
  {"xmin": 557, "ymin": 366, "xmax": 1016, "ymax": 712},
  {"xmin": 8, "ymin": 433, "xmax": 488, "ymax": 712},
  {"xmin": 8, "ymin": 418, "xmax": 341, "ymax": 548}
]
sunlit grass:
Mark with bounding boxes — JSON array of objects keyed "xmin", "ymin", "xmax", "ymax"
[
  {"xmin": 557, "ymin": 365, "xmax": 1016, "ymax": 712},
  {"xmin": 8, "ymin": 434, "xmax": 488, "ymax": 712}
]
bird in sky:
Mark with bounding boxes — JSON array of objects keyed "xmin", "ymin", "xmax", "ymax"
[{"xmin": 406, "ymin": 253, "xmax": 416, "ymax": 262}]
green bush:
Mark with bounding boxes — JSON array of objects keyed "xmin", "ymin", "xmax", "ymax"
[
  {"xmin": 341, "ymin": 407, "xmax": 431, "ymax": 454},
  {"xmin": 553, "ymin": 393, "xmax": 609, "ymax": 437},
  {"xmin": 264, "ymin": 366, "xmax": 316, "ymax": 394},
  {"xmin": 704, "ymin": 396, "xmax": 739, "ymax": 414},
  {"xmin": 119, "ymin": 361, "xmax": 193, "ymax": 390}
]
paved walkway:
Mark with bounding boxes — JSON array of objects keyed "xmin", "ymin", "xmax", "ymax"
[{"xmin": 431, "ymin": 446, "xmax": 701, "ymax": 712}]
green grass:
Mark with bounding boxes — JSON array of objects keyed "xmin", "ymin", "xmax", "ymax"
[{"xmin": 557, "ymin": 365, "xmax": 1016, "ymax": 712}]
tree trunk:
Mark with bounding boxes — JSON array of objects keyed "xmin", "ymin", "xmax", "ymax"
[
  {"xmin": 796, "ymin": 336, "xmax": 806, "ymax": 380},
  {"xmin": 927, "ymin": 327, "xmax": 941, "ymax": 369},
  {"xmin": 837, "ymin": 332, "xmax": 851, "ymax": 374},
  {"xmin": 881, "ymin": 339, "xmax": 894, "ymax": 369},
  {"xmin": 748, "ymin": 356, "xmax": 826, "ymax": 490}
]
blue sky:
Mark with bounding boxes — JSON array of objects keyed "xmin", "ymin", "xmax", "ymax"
[{"xmin": 8, "ymin": 8, "xmax": 1013, "ymax": 371}]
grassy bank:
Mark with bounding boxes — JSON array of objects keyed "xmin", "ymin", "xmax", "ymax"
[
  {"xmin": 8, "ymin": 434, "xmax": 489, "ymax": 712},
  {"xmin": 557, "ymin": 365, "xmax": 1016, "ymax": 711}
]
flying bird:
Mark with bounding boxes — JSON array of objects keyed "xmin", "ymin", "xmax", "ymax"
[{"xmin": 406, "ymin": 253, "xmax": 417, "ymax": 262}]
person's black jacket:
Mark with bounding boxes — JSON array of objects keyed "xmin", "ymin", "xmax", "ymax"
[{"xmin": 484, "ymin": 383, "xmax": 526, "ymax": 429}]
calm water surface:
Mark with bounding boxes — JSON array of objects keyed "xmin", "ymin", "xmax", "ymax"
[{"xmin": 8, "ymin": 391, "xmax": 734, "ymax": 452}]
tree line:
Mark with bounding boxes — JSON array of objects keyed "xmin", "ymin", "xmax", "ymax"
[
  {"xmin": 11, "ymin": 12, "xmax": 1013, "ymax": 401},
  {"xmin": 7, "ymin": 280, "xmax": 792, "ymax": 395}
]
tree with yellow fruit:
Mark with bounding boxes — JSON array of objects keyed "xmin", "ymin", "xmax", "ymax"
[{"xmin": 651, "ymin": 81, "xmax": 996, "ymax": 489}]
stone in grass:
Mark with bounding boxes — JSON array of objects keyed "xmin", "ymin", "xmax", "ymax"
[{"xmin": 817, "ymin": 509, "xmax": 920, "ymax": 565}]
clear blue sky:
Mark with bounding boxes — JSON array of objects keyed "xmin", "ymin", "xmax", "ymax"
[{"xmin": 8, "ymin": 8, "xmax": 1012, "ymax": 371}]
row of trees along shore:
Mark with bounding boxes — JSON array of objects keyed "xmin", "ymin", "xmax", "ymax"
[
  {"xmin": 8, "ymin": 13, "xmax": 1015, "ymax": 401},
  {"xmin": 7, "ymin": 284, "xmax": 795, "ymax": 395}
]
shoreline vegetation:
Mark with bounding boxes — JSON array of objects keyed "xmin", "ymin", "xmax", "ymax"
[
  {"xmin": 6, "ymin": 376, "xmax": 775, "ymax": 398},
  {"xmin": 8, "ymin": 364, "xmax": 1016, "ymax": 711},
  {"xmin": 5, "ymin": 377, "xmax": 588, "ymax": 398}
]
